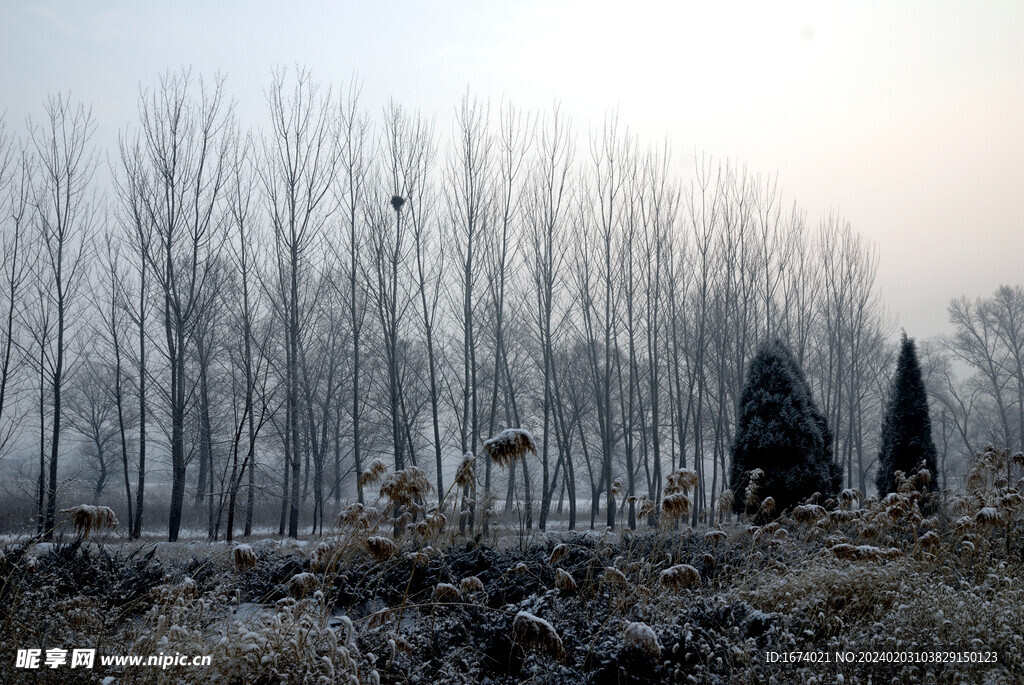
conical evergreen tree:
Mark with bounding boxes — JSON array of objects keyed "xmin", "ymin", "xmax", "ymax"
[
  {"xmin": 730, "ymin": 340, "xmax": 842, "ymax": 516},
  {"xmin": 876, "ymin": 333, "xmax": 938, "ymax": 495}
]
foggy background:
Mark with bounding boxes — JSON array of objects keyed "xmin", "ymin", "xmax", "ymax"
[{"xmin": 2, "ymin": 0, "xmax": 1022, "ymax": 340}]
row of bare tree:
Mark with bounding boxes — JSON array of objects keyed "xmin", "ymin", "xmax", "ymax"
[{"xmin": 0, "ymin": 68, "xmax": 1008, "ymax": 540}]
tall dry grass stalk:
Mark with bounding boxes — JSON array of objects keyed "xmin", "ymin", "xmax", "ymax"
[
  {"xmin": 482, "ymin": 428, "xmax": 537, "ymax": 468},
  {"xmin": 60, "ymin": 505, "xmax": 118, "ymax": 538}
]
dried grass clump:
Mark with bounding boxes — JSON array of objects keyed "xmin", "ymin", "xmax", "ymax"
[
  {"xmin": 704, "ymin": 529, "xmax": 728, "ymax": 545},
  {"xmin": 311, "ymin": 542, "xmax": 343, "ymax": 573},
  {"xmin": 829, "ymin": 543, "xmax": 902, "ymax": 561},
  {"xmin": 917, "ymin": 530, "xmax": 941, "ymax": 549},
  {"xmin": 433, "ymin": 582, "xmax": 459, "ymax": 601},
  {"xmin": 555, "ymin": 568, "xmax": 577, "ymax": 594},
  {"xmin": 337, "ymin": 502, "xmax": 376, "ymax": 530},
  {"xmin": 660, "ymin": 563, "xmax": 700, "ymax": 589},
  {"xmin": 603, "ymin": 566, "xmax": 628, "ymax": 587},
  {"xmin": 359, "ymin": 459, "xmax": 388, "ymax": 489},
  {"xmin": 975, "ymin": 506, "xmax": 1005, "ymax": 527},
  {"xmin": 610, "ymin": 478, "xmax": 623, "ymax": 499},
  {"xmin": 483, "ymin": 428, "xmax": 537, "ymax": 468},
  {"xmin": 512, "ymin": 611, "xmax": 565, "ymax": 659},
  {"xmin": 662, "ymin": 492, "xmax": 692, "ymax": 520},
  {"xmin": 233, "ymin": 543, "xmax": 258, "ymax": 572},
  {"xmin": 700, "ymin": 553, "xmax": 716, "ymax": 572},
  {"xmin": 406, "ymin": 550, "xmax": 430, "ymax": 566},
  {"xmin": 759, "ymin": 496, "xmax": 776, "ymax": 517},
  {"xmin": 838, "ymin": 488, "xmax": 863, "ymax": 510},
  {"xmin": 288, "ymin": 572, "xmax": 319, "ymax": 598},
  {"xmin": 792, "ymin": 503, "xmax": 827, "ymax": 524},
  {"xmin": 549, "ymin": 543, "xmax": 569, "ymax": 565},
  {"xmin": 60, "ymin": 504, "xmax": 118, "ymax": 538},
  {"xmin": 455, "ymin": 452, "xmax": 475, "ymax": 487},
  {"xmin": 412, "ymin": 511, "xmax": 447, "ymax": 539},
  {"xmin": 744, "ymin": 468, "xmax": 764, "ymax": 508},
  {"xmin": 366, "ymin": 536, "xmax": 397, "ymax": 561},
  {"xmin": 666, "ymin": 468, "xmax": 699, "ymax": 495},
  {"xmin": 380, "ymin": 466, "xmax": 432, "ymax": 509},
  {"xmin": 623, "ymin": 621, "xmax": 661, "ymax": 657},
  {"xmin": 133, "ymin": 588, "xmax": 371, "ymax": 682},
  {"xmin": 635, "ymin": 495, "xmax": 657, "ymax": 519},
  {"xmin": 149, "ymin": 576, "xmax": 199, "ymax": 603},
  {"xmin": 752, "ymin": 521, "xmax": 781, "ymax": 543},
  {"xmin": 459, "ymin": 575, "xmax": 485, "ymax": 598}
]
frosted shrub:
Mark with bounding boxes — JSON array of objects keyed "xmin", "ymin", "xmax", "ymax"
[
  {"xmin": 432, "ymin": 583, "xmax": 459, "ymax": 601},
  {"xmin": 512, "ymin": 611, "xmax": 564, "ymax": 659}
]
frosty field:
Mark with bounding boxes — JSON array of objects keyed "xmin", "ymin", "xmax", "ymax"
[{"xmin": 2, "ymin": 448, "xmax": 1022, "ymax": 684}]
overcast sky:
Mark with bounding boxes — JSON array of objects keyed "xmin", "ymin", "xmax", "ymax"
[{"xmin": 1, "ymin": 0, "xmax": 1021, "ymax": 339}]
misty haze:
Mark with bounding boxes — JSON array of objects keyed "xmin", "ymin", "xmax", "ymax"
[{"xmin": 1, "ymin": 2, "xmax": 1022, "ymax": 683}]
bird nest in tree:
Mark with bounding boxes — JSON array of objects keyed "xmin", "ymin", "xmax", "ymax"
[
  {"xmin": 482, "ymin": 429, "xmax": 537, "ymax": 468},
  {"xmin": 60, "ymin": 505, "xmax": 118, "ymax": 538}
]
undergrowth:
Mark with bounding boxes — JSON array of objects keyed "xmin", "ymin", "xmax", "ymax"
[{"xmin": 2, "ymin": 447, "xmax": 1023, "ymax": 683}]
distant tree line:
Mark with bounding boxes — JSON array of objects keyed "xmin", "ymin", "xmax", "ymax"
[{"xmin": 0, "ymin": 67, "xmax": 1017, "ymax": 540}]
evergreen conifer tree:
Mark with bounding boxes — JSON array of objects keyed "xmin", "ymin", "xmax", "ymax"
[
  {"xmin": 730, "ymin": 340, "xmax": 842, "ymax": 516},
  {"xmin": 876, "ymin": 333, "xmax": 938, "ymax": 495}
]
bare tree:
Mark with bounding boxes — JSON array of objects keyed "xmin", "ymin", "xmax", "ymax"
[
  {"xmin": 485, "ymin": 101, "xmax": 532, "ymax": 528},
  {"xmin": 987, "ymin": 285, "xmax": 1024, "ymax": 451},
  {"xmin": 92, "ymin": 230, "xmax": 135, "ymax": 526},
  {"xmin": 30, "ymin": 94, "xmax": 96, "ymax": 538},
  {"xmin": 130, "ymin": 70, "xmax": 231, "ymax": 541},
  {"xmin": 947, "ymin": 296, "xmax": 1014, "ymax": 449},
  {"xmin": 575, "ymin": 114, "xmax": 629, "ymax": 529},
  {"xmin": 444, "ymin": 92, "xmax": 493, "ymax": 531},
  {"xmin": 0, "ymin": 135, "xmax": 32, "ymax": 460},
  {"xmin": 334, "ymin": 81, "xmax": 372, "ymax": 504},
  {"xmin": 525, "ymin": 104, "xmax": 573, "ymax": 529},
  {"xmin": 639, "ymin": 144, "xmax": 678, "ymax": 516},
  {"xmin": 259, "ymin": 66, "xmax": 338, "ymax": 538},
  {"xmin": 65, "ymin": 349, "xmax": 120, "ymax": 502}
]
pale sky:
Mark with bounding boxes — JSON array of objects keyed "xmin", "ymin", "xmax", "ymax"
[{"xmin": 1, "ymin": 0, "xmax": 1021, "ymax": 339}]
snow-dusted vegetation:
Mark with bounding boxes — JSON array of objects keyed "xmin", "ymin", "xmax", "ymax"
[
  {"xmin": 0, "ymin": 5, "xmax": 1022, "ymax": 681},
  {"xmin": 2, "ymin": 446, "xmax": 1022, "ymax": 683}
]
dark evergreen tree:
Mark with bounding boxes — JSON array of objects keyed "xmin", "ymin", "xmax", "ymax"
[
  {"xmin": 730, "ymin": 340, "xmax": 842, "ymax": 516},
  {"xmin": 875, "ymin": 333, "xmax": 938, "ymax": 495}
]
